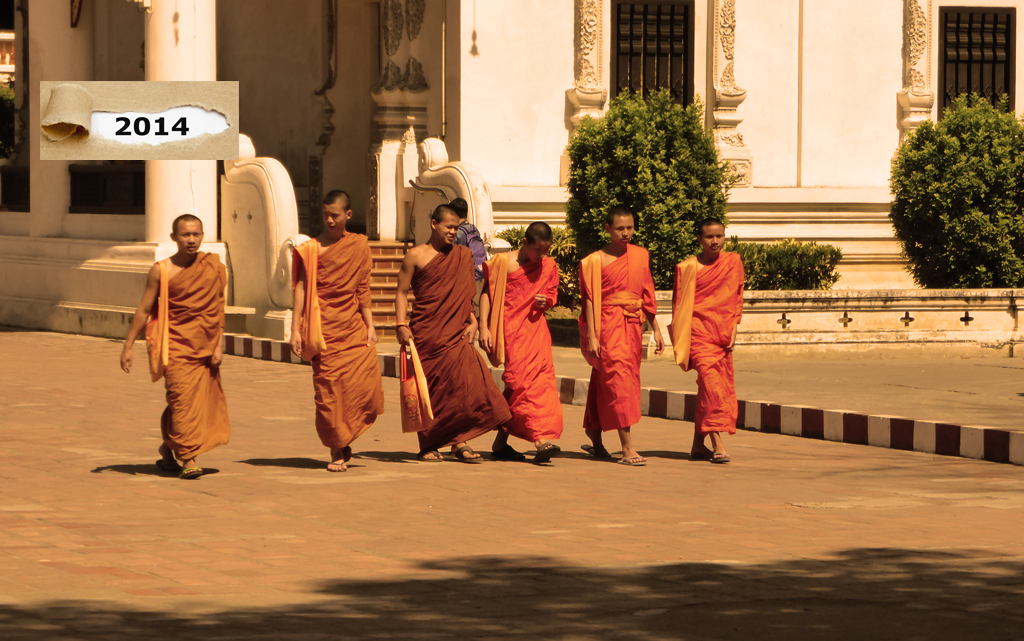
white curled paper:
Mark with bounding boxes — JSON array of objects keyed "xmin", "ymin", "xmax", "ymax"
[{"xmin": 40, "ymin": 83, "xmax": 93, "ymax": 141}]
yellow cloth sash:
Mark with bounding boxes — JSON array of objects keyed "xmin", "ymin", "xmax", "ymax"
[
  {"xmin": 484, "ymin": 253, "xmax": 509, "ymax": 367},
  {"xmin": 146, "ymin": 258, "xmax": 170, "ymax": 382},
  {"xmin": 294, "ymin": 241, "xmax": 327, "ymax": 361},
  {"xmin": 578, "ymin": 252, "xmax": 603, "ymax": 367},
  {"xmin": 670, "ymin": 256, "xmax": 697, "ymax": 371},
  {"xmin": 604, "ymin": 292, "xmax": 643, "ymax": 323}
]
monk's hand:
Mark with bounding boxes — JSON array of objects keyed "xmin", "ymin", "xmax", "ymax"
[
  {"xmin": 461, "ymin": 324, "xmax": 476, "ymax": 344},
  {"xmin": 653, "ymin": 327, "xmax": 666, "ymax": 356},
  {"xmin": 533, "ymin": 294, "xmax": 550, "ymax": 311},
  {"xmin": 587, "ymin": 335, "xmax": 601, "ymax": 360},
  {"xmin": 210, "ymin": 348, "xmax": 223, "ymax": 369},
  {"xmin": 479, "ymin": 326, "xmax": 493, "ymax": 353},
  {"xmin": 120, "ymin": 344, "xmax": 133, "ymax": 374},
  {"xmin": 397, "ymin": 325, "xmax": 413, "ymax": 346},
  {"xmin": 366, "ymin": 324, "xmax": 379, "ymax": 347},
  {"xmin": 725, "ymin": 325, "xmax": 737, "ymax": 353},
  {"xmin": 290, "ymin": 333, "xmax": 303, "ymax": 358}
]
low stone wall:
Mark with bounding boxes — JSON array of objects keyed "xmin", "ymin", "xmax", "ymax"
[{"xmin": 649, "ymin": 289, "xmax": 1022, "ymax": 360}]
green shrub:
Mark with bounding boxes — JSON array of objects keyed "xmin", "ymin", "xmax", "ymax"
[
  {"xmin": 565, "ymin": 89, "xmax": 734, "ymax": 290},
  {"xmin": 725, "ymin": 237, "xmax": 843, "ymax": 290},
  {"xmin": 495, "ymin": 225, "xmax": 580, "ymax": 307},
  {"xmin": 890, "ymin": 94, "xmax": 1024, "ymax": 288}
]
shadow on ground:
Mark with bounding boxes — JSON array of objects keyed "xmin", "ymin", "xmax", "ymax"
[{"xmin": 1, "ymin": 548, "xmax": 1021, "ymax": 640}]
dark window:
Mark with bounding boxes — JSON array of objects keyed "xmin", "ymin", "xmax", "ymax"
[
  {"xmin": 941, "ymin": 8, "xmax": 1015, "ymax": 113},
  {"xmin": 615, "ymin": 2, "xmax": 693, "ymax": 105},
  {"xmin": 0, "ymin": 0, "xmax": 12, "ymax": 31}
]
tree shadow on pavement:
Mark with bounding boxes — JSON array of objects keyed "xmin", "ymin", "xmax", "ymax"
[{"xmin": 0, "ymin": 548, "xmax": 1021, "ymax": 640}]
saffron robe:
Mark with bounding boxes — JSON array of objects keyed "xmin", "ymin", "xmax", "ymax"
[
  {"xmin": 411, "ymin": 245, "xmax": 511, "ymax": 452},
  {"xmin": 483, "ymin": 253, "xmax": 563, "ymax": 442},
  {"xmin": 293, "ymin": 235, "xmax": 384, "ymax": 449},
  {"xmin": 579, "ymin": 245, "xmax": 657, "ymax": 432},
  {"xmin": 152, "ymin": 252, "xmax": 231, "ymax": 461},
  {"xmin": 670, "ymin": 252, "xmax": 744, "ymax": 434}
]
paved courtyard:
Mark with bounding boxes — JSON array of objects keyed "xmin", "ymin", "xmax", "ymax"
[{"xmin": 2, "ymin": 329, "xmax": 1023, "ymax": 640}]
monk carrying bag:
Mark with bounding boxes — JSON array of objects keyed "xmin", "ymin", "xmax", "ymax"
[{"xmin": 399, "ymin": 343, "xmax": 433, "ymax": 433}]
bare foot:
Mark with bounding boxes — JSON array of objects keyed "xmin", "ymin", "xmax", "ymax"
[
  {"xmin": 328, "ymin": 448, "xmax": 348, "ymax": 472},
  {"xmin": 342, "ymin": 446, "xmax": 352, "ymax": 463}
]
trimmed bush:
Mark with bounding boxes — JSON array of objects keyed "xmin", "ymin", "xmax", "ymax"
[
  {"xmin": 725, "ymin": 237, "xmax": 843, "ymax": 290},
  {"xmin": 495, "ymin": 225, "xmax": 580, "ymax": 307},
  {"xmin": 890, "ymin": 94, "xmax": 1024, "ymax": 288},
  {"xmin": 0, "ymin": 83, "xmax": 13, "ymax": 159},
  {"xmin": 565, "ymin": 89, "xmax": 734, "ymax": 290}
]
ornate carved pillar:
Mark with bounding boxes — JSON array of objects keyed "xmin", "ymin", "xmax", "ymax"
[
  {"xmin": 560, "ymin": 0, "xmax": 607, "ymax": 186},
  {"xmin": 368, "ymin": 0, "xmax": 428, "ymax": 241},
  {"xmin": 898, "ymin": 0, "xmax": 934, "ymax": 141},
  {"xmin": 712, "ymin": 0, "xmax": 751, "ymax": 187}
]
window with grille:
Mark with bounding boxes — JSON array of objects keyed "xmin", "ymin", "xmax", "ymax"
[
  {"xmin": 614, "ymin": 2, "xmax": 693, "ymax": 105},
  {"xmin": 940, "ymin": 8, "xmax": 1016, "ymax": 113}
]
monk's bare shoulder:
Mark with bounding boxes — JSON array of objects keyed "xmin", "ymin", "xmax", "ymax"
[{"xmin": 403, "ymin": 244, "xmax": 435, "ymax": 270}]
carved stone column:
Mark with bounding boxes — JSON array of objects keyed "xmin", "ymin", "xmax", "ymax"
[
  {"xmin": 898, "ymin": 0, "xmax": 934, "ymax": 142},
  {"xmin": 560, "ymin": 0, "xmax": 607, "ymax": 186},
  {"xmin": 368, "ymin": 0, "xmax": 428, "ymax": 241},
  {"xmin": 712, "ymin": 0, "xmax": 751, "ymax": 187}
]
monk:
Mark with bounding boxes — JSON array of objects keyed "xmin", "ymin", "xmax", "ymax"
[
  {"xmin": 291, "ymin": 190, "xmax": 384, "ymax": 472},
  {"xmin": 395, "ymin": 203, "xmax": 511, "ymax": 462},
  {"xmin": 670, "ymin": 218, "xmax": 744, "ymax": 464},
  {"xmin": 579, "ymin": 206, "xmax": 665, "ymax": 466},
  {"xmin": 479, "ymin": 221, "xmax": 563, "ymax": 464},
  {"xmin": 120, "ymin": 214, "xmax": 231, "ymax": 480}
]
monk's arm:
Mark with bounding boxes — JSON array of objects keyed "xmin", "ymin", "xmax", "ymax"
[
  {"xmin": 478, "ymin": 286, "xmax": 493, "ymax": 352},
  {"xmin": 290, "ymin": 263, "xmax": 306, "ymax": 357},
  {"xmin": 359, "ymin": 247, "xmax": 377, "ymax": 346},
  {"xmin": 120, "ymin": 264, "xmax": 161, "ymax": 373},
  {"xmin": 395, "ymin": 251, "xmax": 416, "ymax": 346},
  {"xmin": 584, "ymin": 297, "xmax": 600, "ymax": 358}
]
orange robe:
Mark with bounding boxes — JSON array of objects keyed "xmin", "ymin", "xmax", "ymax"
[
  {"xmin": 411, "ymin": 245, "xmax": 511, "ymax": 452},
  {"xmin": 293, "ymin": 235, "xmax": 384, "ymax": 449},
  {"xmin": 152, "ymin": 252, "xmax": 231, "ymax": 461},
  {"xmin": 483, "ymin": 254, "xmax": 563, "ymax": 442},
  {"xmin": 578, "ymin": 245, "xmax": 657, "ymax": 432},
  {"xmin": 671, "ymin": 252, "xmax": 744, "ymax": 434}
]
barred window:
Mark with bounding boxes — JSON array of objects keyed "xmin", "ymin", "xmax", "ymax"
[
  {"xmin": 941, "ymin": 8, "xmax": 1016, "ymax": 113},
  {"xmin": 614, "ymin": 2, "xmax": 693, "ymax": 105}
]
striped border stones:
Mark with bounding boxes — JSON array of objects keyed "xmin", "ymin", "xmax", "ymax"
[{"xmin": 224, "ymin": 333, "xmax": 1024, "ymax": 468}]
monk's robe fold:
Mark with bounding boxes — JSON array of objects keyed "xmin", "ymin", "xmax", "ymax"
[
  {"xmin": 156, "ymin": 252, "xmax": 231, "ymax": 461},
  {"xmin": 293, "ymin": 235, "xmax": 384, "ymax": 449},
  {"xmin": 579, "ymin": 245, "xmax": 657, "ymax": 432},
  {"xmin": 483, "ymin": 254, "xmax": 563, "ymax": 442},
  {"xmin": 411, "ymin": 245, "xmax": 510, "ymax": 452},
  {"xmin": 673, "ymin": 251, "xmax": 744, "ymax": 435}
]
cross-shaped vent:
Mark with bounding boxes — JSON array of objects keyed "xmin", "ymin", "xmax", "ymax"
[
  {"xmin": 838, "ymin": 311, "xmax": 853, "ymax": 328},
  {"xmin": 777, "ymin": 313, "xmax": 792, "ymax": 329},
  {"xmin": 900, "ymin": 312, "xmax": 915, "ymax": 327}
]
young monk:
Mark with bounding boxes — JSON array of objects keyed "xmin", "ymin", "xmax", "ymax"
[
  {"xmin": 120, "ymin": 214, "xmax": 231, "ymax": 480},
  {"xmin": 579, "ymin": 206, "xmax": 665, "ymax": 466},
  {"xmin": 291, "ymin": 190, "xmax": 384, "ymax": 472},
  {"xmin": 479, "ymin": 221, "xmax": 563, "ymax": 464},
  {"xmin": 395, "ymin": 203, "xmax": 511, "ymax": 462},
  {"xmin": 670, "ymin": 218, "xmax": 744, "ymax": 464}
]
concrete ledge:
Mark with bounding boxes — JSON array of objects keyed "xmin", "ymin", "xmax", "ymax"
[{"xmin": 225, "ymin": 333, "xmax": 1023, "ymax": 468}]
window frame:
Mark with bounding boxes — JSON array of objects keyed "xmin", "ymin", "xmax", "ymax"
[
  {"xmin": 612, "ymin": 1, "xmax": 695, "ymax": 106},
  {"xmin": 939, "ymin": 6, "xmax": 1016, "ymax": 114}
]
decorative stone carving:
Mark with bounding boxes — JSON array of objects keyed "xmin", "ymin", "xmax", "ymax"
[
  {"xmin": 712, "ymin": 0, "xmax": 751, "ymax": 187},
  {"xmin": 404, "ymin": 57, "xmax": 428, "ymax": 93},
  {"xmin": 382, "ymin": 0, "xmax": 404, "ymax": 57},
  {"xmin": 406, "ymin": 0, "xmax": 425, "ymax": 42},
  {"xmin": 898, "ymin": 0, "xmax": 934, "ymax": 141},
  {"xmin": 562, "ymin": 0, "xmax": 607, "ymax": 185}
]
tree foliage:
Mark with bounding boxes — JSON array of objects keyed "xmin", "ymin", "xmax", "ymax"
[
  {"xmin": 0, "ymin": 82, "xmax": 14, "ymax": 159},
  {"xmin": 565, "ymin": 90, "xmax": 733, "ymax": 290},
  {"xmin": 890, "ymin": 94, "xmax": 1024, "ymax": 288}
]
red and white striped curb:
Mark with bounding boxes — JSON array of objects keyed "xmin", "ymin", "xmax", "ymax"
[{"xmin": 224, "ymin": 333, "xmax": 1024, "ymax": 467}]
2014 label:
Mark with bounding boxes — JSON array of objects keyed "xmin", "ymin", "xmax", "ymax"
[{"xmin": 114, "ymin": 116, "xmax": 190, "ymax": 137}]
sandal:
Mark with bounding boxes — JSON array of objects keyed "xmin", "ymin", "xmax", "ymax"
[
  {"xmin": 452, "ymin": 444, "xmax": 482, "ymax": 463},
  {"xmin": 690, "ymin": 450, "xmax": 714, "ymax": 461},
  {"xmin": 711, "ymin": 452, "xmax": 731, "ymax": 464},
  {"xmin": 617, "ymin": 456, "xmax": 647, "ymax": 467},
  {"xmin": 581, "ymin": 443, "xmax": 613, "ymax": 459},
  {"xmin": 533, "ymin": 442, "xmax": 561, "ymax": 464},
  {"xmin": 156, "ymin": 458, "xmax": 182, "ymax": 473},
  {"xmin": 417, "ymin": 450, "xmax": 445, "ymax": 462},
  {"xmin": 492, "ymin": 444, "xmax": 526, "ymax": 461},
  {"xmin": 180, "ymin": 467, "xmax": 204, "ymax": 480}
]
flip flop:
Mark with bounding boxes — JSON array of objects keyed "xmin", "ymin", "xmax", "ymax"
[
  {"xmin": 581, "ymin": 444, "xmax": 612, "ymax": 459},
  {"xmin": 617, "ymin": 456, "xmax": 647, "ymax": 467},
  {"xmin": 492, "ymin": 444, "xmax": 526, "ymax": 461},
  {"xmin": 156, "ymin": 458, "xmax": 182, "ymax": 473},
  {"xmin": 180, "ymin": 467, "xmax": 204, "ymax": 480},
  {"xmin": 689, "ymin": 450, "xmax": 713, "ymax": 461},
  {"xmin": 711, "ymin": 452, "xmax": 731, "ymax": 464},
  {"xmin": 417, "ymin": 450, "xmax": 445, "ymax": 462},
  {"xmin": 452, "ymin": 444, "xmax": 482, "ymax": 463},
  {"xmin": 533, "ymin": 443, "xmax": 561, "ymax": 464}
]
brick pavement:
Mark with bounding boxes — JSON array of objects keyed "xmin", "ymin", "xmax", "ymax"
[{"xmin": 2, "ymin": 329, "xmax": 1024, "ymax": 640}]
